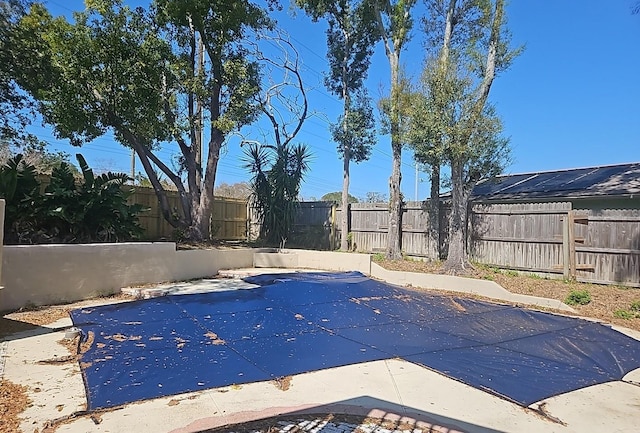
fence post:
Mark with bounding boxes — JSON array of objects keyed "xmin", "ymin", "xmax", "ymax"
[
  {"xmin": 562, "ymin": 213, "xmax": 568, "ymax": 279},
  {"xmin": 330, "ymin": 203, "xmax": 336, "ymax": 251},
  {"xmin": 563, "ymin": 210, "xmax": 576, "ymax": 280},
  {"xmin": 568, "ymin": 210, "xmax": 577, "ymax": 279}
]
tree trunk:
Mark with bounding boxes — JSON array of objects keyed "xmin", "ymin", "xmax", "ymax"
[
  {"xmin": 191, "ymin": 127, "xmax": 222, "ymax": 241},
  {"xmin": 192, "ymin": 35, "xmax": 204, "ymax": 214},
  {"xmin": 429, "ymin": 162, "xmax": 441, "ymax": 259},
  {"xmin": 444, "ymin": 158, "xmax": 471, "ymax": 273},
  {"xmin": 340, "ymin": 148, "xmax": 350, "ymax": 251},
  {"xmin": 386, "ymin": 51, "xmax": 403, "ymax": 260},
  {"xmin": 387, "ymin": 140, "xmax": 403, "ymax": 259},
  {"xmin": 443, "ymin": 0, "xmax": 504, "ymax": 272},
  {"xmin": 340, "ymin": 45, "xmax": 350, "ymax": 252}
]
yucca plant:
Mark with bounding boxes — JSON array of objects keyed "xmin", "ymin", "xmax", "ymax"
[{"xmin": 244, "ymin": 142, "xmax": 311, "ymax": 246}]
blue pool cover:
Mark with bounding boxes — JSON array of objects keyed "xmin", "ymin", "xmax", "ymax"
[{"xmin": 70, "ymin": 271, "xmax": 640, "ymax": 410}]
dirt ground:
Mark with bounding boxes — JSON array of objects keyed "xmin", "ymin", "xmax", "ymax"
[
  {"xmin": 0, "ymin": 380, "xmax": 30, "ymax": 433},
  {"xmin": 375, "ymin": 258, "xmax": 640, "ymax": 332}
]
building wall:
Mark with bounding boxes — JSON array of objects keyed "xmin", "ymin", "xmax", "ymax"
[{"xmin": 571, "ymin": 197, "xmax": 640, "ymax": 211}]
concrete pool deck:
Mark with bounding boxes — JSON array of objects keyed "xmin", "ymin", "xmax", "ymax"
[{"xmin": 2, "ymin": 270, "xmax": 640, "ymax": 433}]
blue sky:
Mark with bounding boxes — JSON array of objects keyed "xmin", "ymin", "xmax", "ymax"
[{"xmin": 36, "ymin": 1, "xmax": 640, "ymax": 201}]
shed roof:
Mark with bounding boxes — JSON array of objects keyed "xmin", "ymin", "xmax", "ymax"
[{"xmin": 473, "ymin": 162, "xmax": 640, "ymax": 201}]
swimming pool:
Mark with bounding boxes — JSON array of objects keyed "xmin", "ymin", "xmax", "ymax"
[{"xmin": 71, "ymin": 271, "xmax": 640, "ymax": 410}]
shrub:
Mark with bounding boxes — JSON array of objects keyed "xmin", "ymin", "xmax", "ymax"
[
  {"xmin": 565, "ymin": 289, "xmax": 591, "ymax": 306},
  {"xmin": 614, "ymin": 302, "xmax": 640, "ymax": 320},
  {"xmin": 614, "ymin": 309, "xmax": 634, "ymax": 320},
  {"xmin": 0, "ymin": 153, "xmax": 145, "ymax": 243}
]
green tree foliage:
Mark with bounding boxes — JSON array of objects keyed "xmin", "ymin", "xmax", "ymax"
[
  {"xmin": 0, "ymin": 140, "xmax": 78, "ymax": 175},
  {"xmin": 296, "ymin": 0, "xmax": 378, "ymax": 251},
  {"xmin": 371, "ymin": 0, "xmax": 417, "ymax": 259},
  {"xmin": 0, "ymin": 153, "xmax": 39, "ymax": 240},
  {"xmin": 363, "ymin": 191, "xmax": 387, "ymax": 203},
  {"xmin": 214, "ymin": 182, "xmax": 252, "ymax": 199},
  {"xmin": 418, "ymin": 0, "xmax": 520, "ymax": 273},
  {"xmin": 320, "ymin": 191, "xmax": 359, "ymax": 203},
  {"xmin": 0, "ymin": 0, "xmax": 52, "ymax": 146},
  {"xmin": 0, "ymin": 153, "xmax": 144, "ymax": 244},
  {"xmin": 134, "ymin": 171, "xmax": 177, "ymax": 191},
  {"xmin": 244, "ymin": 142, "xmax": 311, "ymax": 246},
  {"xmin": 14, "ymin": 0, "xmax": 278, "ymax": 242}
]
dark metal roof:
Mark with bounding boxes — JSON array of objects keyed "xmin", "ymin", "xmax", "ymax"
[{"xmin": 472, "ymin": 162, "xmax": 640, "ymax": 200}]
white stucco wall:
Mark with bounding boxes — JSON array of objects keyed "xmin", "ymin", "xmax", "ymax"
[
  {"xmin": 0, "ymin": 243, "xmax": 256, "ymax": 312},
  {"xmin": 0, "ymin": 199, "xmax": 4, "ymax": 291},
  {"xmin": 253, "ymin": 249, "xmax": 372, "ymax": 274}
]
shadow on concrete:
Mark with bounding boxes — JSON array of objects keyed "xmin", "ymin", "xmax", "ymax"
[
  {"xmin": 195, "ymin": 395, "xmax": 505, "ymax": 433},
  {"xmin": 0, "ymin": 316, "xmax": 65, "ymax": 342}
]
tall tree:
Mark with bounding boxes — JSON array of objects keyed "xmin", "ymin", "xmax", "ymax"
[
  {"xmin": 320, "ymin": 191, "xmax": 359, "ymax": 203},
  {"xmin": 0, "ymin": 141, "xmax": 76, "ymax": 175},
  {"xmin": 214, "ymin": 182, "xmax": 252, "ymax": 199},
  {"xmin": 296, "ymin": 0, "xmax": 378, "ymax": 251},
  {"xmin": 422, "ymin": 0, "xmax": 519, "ymax": 273},
  {"xmin": 16, "ymin": 0, "xmax": 282, "ymax": 241},
  {"xmin": 372, "ymin": 0, "xmax": 417, "ymax": 259},
  {"xmin": 404, "ymin": 70, "xmax": 445, "ymax": 259}
]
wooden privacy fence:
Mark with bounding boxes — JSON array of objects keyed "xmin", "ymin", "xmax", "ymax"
[
  {"xmin": 348, "ymin": 202, "xmax": 449, "ymax": 258},
  {"xmin": 131, "ymin": 187, "xmax": 247, "ymax": 240},
  {"xmin": 247, "ymin": 201, "xmax": 339, "ymax": 249},
  {"xmin": 249, "ymin": 201, "xmax": 448, "ymax": 257},
  {"xmin": 470, "ymin": 202, "xmax": 640, "ymax": 287},
  {"xmin": 283, "ymin": 199, "xmax": 640, "ymax": 287}
]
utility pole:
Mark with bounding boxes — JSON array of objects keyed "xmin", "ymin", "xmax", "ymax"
[
  {"xmin": 130, "ymin": 149, "xmax": 135, "ymax": 184},
  {"xmin": 414, "ymin": 161, "xmax": 418, "ymax": 201}
]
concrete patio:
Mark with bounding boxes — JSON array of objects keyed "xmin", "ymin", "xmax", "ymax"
[{"xmin": 2, "ymin": 264, "xmax": 640, "ymax": 433}]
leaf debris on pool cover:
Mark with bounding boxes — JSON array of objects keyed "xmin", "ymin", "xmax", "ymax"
[{"xmin": 70, "ymin": 271, "xmax": 640, "ymax": 410}]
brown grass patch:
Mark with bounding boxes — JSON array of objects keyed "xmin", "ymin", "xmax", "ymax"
[
  {"xmin": 57, "ymin": 336, "xmax": 80, "ymax": 355},
  {"xmin": 6, "ymin": 308, "xmax": 70, "ymax": 327}
]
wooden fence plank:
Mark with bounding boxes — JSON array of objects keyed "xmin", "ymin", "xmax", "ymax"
[
  {"xmin": 244, "ymin": 198, "xmax": 639, "ymax": 287},
  {"xmin": 129, "ymin": 187, "xmax": 247, "ymax": 240}
]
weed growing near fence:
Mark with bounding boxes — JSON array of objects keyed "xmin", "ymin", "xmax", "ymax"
[
  {"xmin": 613, "ymin": 301, "xmax": 640, "ymax": 319},
  {"xmin": 372, "ymin": 252, "xmax": 385, "ymax": 261},
  {"xmin": 565, "ymin": 289, "xmax": 592, "ymax": 306},
  {"xmin": 614, "ymin": 309, "xmax": 635, "ymax": 319}
]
